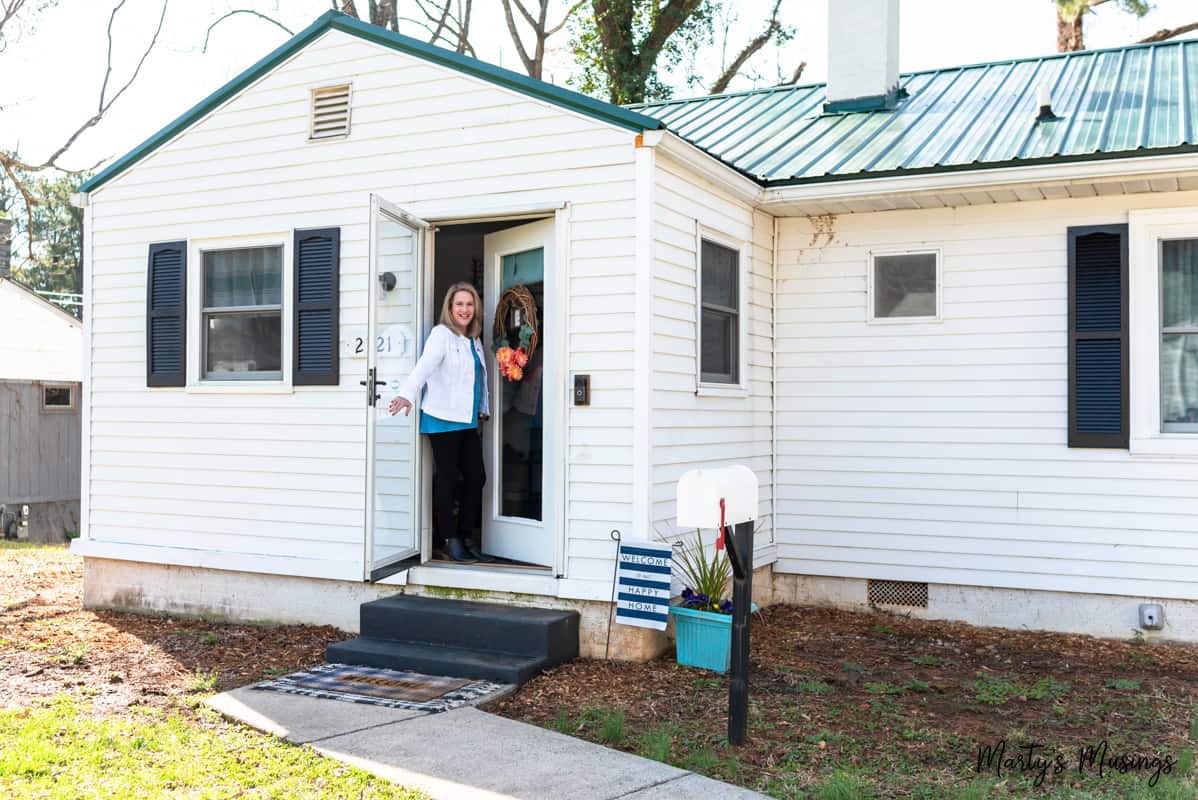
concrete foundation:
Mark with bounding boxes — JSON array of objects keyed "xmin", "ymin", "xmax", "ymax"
[
  {"xmin": 772, "ymin": 573, "xmax": 1198, "ymax": 643},
  {"xmin": 85, "ymin": 558, "xmax": 781, "ymax": 661}
]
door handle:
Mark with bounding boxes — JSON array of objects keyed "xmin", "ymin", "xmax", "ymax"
[{"xmin": 362, "ymin": 367, "xmax": 383, "ymax": 407}]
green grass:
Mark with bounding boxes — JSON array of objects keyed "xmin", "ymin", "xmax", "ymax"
[
  {"xmin": 599, "ymin": 709, "xmax": 625, "ymax": 745},
  {"xmin": 1107, "ymin": 677, "xmax": 1143, "ymax": 690},
  {"xmin": 186, "ymin": 668, "xmax": 219, "ymax": 694},
  {"xmin": 813, "ymin": 770, "xmax": 870, "ymax": 800},
  {"xmin": 637, "ymin": 726, "xmax": 674, "ymax": 763},
  {"xmin": 971, "ymin": 675, "xmax": 1069, "ymax": 705},
  {"xmin": 797, "ymin": 679, "xmax": 834, "ymax": 695},
  {"xmin": 0, "ymin": 695, "xmax": 426, "ymax": 799}
]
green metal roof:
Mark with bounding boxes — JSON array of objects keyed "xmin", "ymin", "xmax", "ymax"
[
  {"xmin": 631, "ymin": 38, "xmax": 1198, "ymax": 187},
  {"xmin": 81, "ymin": 10, "xmax": 662, "ymax": 193}
]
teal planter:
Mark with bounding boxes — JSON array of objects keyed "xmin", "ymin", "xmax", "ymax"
[{"xmin": 669, "ymin": 603, "xmax": 758, "ymax": 673}]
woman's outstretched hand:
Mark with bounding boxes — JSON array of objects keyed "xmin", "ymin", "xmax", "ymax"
[{"xmin": 389, "ymin": 396, "xmax": 413, "ymax": 416}]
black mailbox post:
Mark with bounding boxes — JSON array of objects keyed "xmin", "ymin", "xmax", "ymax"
[{"xmin": 721, "ymin": 519, "xmax": 754, "ymax": 745}]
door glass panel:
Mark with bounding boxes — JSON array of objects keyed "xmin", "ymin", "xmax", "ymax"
[
  {"xmin": 498, "ymin": 247, "xmax": 544, "ymax": 521},
  {"xmin": 372, "ymin": 211, "xmax": 421, "ymax": 567}
]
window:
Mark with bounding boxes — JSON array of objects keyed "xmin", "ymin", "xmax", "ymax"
[
  {"xmin": 870, "ymin": 251, "xmax": 939, "ymax": 320},
  {"xmin": 41, "ymin": 384, "xmax": 74, "ymax": 411},
  {"xmin": 1160, "ymin": 239, "xmax": 1198, "ymax": 432},
  {"xmin": 700, "ymin": 238, "xmax": 740, "ymax": 384},
  {"xmin": 201, "ymin": 246, "xmax": 283, "ymax": 380},
  {"xmin": 1128, "ymin": 209, "xmax": 1198, "ymax": 456}
]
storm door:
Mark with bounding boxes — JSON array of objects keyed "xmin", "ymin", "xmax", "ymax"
[{"xmin": 364, "ymin": 195, "xmax": 428, "ymax": 580}]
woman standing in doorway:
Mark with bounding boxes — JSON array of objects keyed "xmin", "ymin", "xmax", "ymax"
[{"xmin": 389, "ymin": 282, "xmax": 491, "ymax": 563}]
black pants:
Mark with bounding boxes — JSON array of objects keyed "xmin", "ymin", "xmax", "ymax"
[{"xmin": 428, "ymin": 427, "xmax": 485, "ymax": 543}]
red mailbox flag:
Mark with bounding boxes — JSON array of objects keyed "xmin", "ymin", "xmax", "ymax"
[{"xmin": 717, "ymin": 498, "xmax": 726, "ymax": 550}]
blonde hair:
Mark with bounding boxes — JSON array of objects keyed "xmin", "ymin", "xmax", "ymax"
[{"xmin": 439, "ymin": 282, "xmax": 483, "ymax": 339}]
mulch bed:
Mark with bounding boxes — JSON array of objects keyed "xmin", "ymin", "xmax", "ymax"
[
  {"xmin": 490, "ymin": 605, "xmax": 1198, "ymax": 796},
  {"xmin": 0, "ymin": 545, "xmax": 347, "ymax": 715}
]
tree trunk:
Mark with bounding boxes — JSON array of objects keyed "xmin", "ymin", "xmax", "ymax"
[{"xmin": 1057, "ymin": 9, "xmax": 1085, "ymax": 51}]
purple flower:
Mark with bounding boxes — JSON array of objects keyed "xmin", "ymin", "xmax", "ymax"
[{"xmin": 719, "ymin": 600, "xmax": 733, "ymax": 614}]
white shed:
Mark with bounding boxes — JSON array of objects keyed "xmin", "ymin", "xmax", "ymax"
[
  {"xmin": 72, "ymin": 4, "xmax": 1198, "ymax": 659},
  {"xmin": 0, "ymin": 267, "xmax": 83, "ymax": 541}
]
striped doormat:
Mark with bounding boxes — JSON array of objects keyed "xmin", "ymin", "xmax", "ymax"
[{"xmin": 253, "ymin": 663, "xmax": 507, "ymax": 712}]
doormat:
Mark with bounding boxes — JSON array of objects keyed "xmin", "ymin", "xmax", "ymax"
[{"xmin": 253, "ymin": 663, "xmax": 508, "ymax": 712}]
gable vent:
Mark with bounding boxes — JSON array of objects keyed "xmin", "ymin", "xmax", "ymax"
[{"xmin": 310, "ymin": 84, "xmax": 351, "ymax": 140}]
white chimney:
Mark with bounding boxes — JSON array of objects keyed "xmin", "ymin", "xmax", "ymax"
[{"xmin": 825, "ymin": 0, "xmax": 901, "ymax": 112}]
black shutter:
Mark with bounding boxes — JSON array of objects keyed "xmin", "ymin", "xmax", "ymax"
[
  {"xmin": 293, "ymin": 227, "xmax": 340, "ymax": 386},
  {"xmin": 1068, "ymin": 225, "xmax": 1128, "ymax": 448},
  {"xmin": 146, "ymin": 241, "xmax": 186, "ymax": 387}
]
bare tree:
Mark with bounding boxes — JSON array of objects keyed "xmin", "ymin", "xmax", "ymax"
[
  {"xmin": 500, "ymin": 0, "xmax": 585, "ymax": 80},
  {"xmin": 709, "ymin": 0, "xmax": 785, "ymax": 95},
  {"xmin": 1138, "ymin": 21, "xmax": 1198, "ymax": 44},
  {"xmin": 0, "ymin": 0, "xmax": 169, "ymax": 255},
  {"xmin": 0, "ymin": 0, "xmax": 57, "ymax": 53},
  {"xmin": 203, "ymin": 9, "xmax": 292, "ymax": 53}
]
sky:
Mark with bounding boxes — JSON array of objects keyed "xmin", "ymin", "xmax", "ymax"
[{"xmin": 2, "ymin": 0, "xmax": 1197, "ymax": 175}]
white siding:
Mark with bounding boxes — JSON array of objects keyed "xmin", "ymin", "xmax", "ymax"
[
  {"xmin": 0, "ymin": 279, "xmax": 81, "ymax": 381},
  {"xmin": 775, "ymin": 191, "xmax": 1198, "ymax": 600},
  {"xmin": 649, "ymin": 157, "xmax": 775, "ymax": 556},
  {"xmin": 83, "ymin": 31, "xmax": 638, "ymax": 589}
]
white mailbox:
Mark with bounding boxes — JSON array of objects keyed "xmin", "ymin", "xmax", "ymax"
[{"xmin": 676, "ymin": 465, "xmax": 758, "ymax": 528}]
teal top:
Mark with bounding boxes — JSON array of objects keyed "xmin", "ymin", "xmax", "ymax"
[{"xmin": 420, "ymin": 344, "xmax": 482, "ymax": 434}]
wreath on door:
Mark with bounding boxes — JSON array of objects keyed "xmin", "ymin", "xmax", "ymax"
[{"xmin": 492, "ymin": 285, "xmax": 539, "ymax": 382}]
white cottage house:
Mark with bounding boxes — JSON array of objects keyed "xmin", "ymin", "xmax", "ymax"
[{"xmin": 72, "ymin": 1, "xmax": 1198, "ymax": 662}]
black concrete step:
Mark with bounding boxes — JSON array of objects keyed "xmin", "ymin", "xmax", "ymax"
[
  {"xmin": 359, "ymin": 594, "xmax": 579, "ymax": 661},
  {"xmin": 325, "ymin": 637, "xmax": 547, "ymax": 685},
  {"xmin": 326, "ymin": 594, "xmax": 580, "ymax": 686}
]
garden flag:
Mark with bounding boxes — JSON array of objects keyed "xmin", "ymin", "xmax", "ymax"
[{"xmin": 614, "ymin": 540, "xmax": 672, "ymax": 630}]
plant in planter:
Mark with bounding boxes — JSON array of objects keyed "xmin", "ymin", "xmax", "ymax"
[{"xmin": 669, "ymin": 531, "xmax": 753, "ymax": 672}]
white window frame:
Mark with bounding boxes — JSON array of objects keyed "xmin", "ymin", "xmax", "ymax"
[
  {"xmin": 40, "ymin": 382, "xmax": 76, "ymax": 412},
  {"xmin": 867, "ymin": 248, "xmax": 942, "ymax": 324},
  {"xmin": 1129, "ymin": 208, "xmax": 1198, "ymax": 457},
  {"xmin": 695, "ymin": 223, "xmax": 750, "ymax": 396},
  {"xmin": 186, "ymin": 233, "xmax": 293, "ymax": 393}
]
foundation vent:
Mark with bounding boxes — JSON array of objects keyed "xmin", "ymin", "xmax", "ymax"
[
  {"xmin": 868, "ymin": 579, "xmax": 928, "ymax": 608},
  {"xmin": 310, "ymin": 84, "xmax": 351, "ymax": 140}
]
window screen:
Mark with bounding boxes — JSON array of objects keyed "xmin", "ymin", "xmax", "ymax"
[
  {"xmin": 700, "ymin": 239, "xmax": 739, "ymax": 384},
  {"xmin": 1161, "ymin": 239, "xmax": 1198, "ymax": 432},
  {"xmin": 873, "ymin": 253, "xmax": 937, "ymax": 319},
  {"xmin": 202, "ymin": 246, "xmax": 283, "ymax": 380}
]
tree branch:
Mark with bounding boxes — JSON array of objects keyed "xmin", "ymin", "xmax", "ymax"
[
  {"xmin": 203, "ymin": 9, "xmax": 292, "ymax": 54},
  {"xmin": 1139, "ymin": 21, "xmax": 1198, "ymax": 43},
  {"xmin": 545, "ymin": 0, "xmax": 586, "ymax": 36},
  {"xmin": 500, "ymin": 0, "xmax": 535, "ymax": 75},
  {"xmin": 776, "ymin": 61, "xmax": 806, "ymax": 87},
  {"xmin": 709, "ymin": 0, "xmax": 783, "ymax": 95}
]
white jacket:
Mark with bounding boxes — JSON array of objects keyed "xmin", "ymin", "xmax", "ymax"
[{"xmin": 397, "ymin": 324, "xmax": 490, "ymax": 423}]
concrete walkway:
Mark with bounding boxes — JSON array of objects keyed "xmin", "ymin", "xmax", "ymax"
[{"xmin": 208, "ymin": 686, "xmax": 772, "ymax": 800}]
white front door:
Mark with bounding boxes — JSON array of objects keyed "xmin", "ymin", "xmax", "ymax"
[
  {"xmin": 482, "ymin": 219, "xmax": 557, "ymax": 567},
  {"xmin": 365, "ymin": 195, "xmax": 428, "ymax": 580}
]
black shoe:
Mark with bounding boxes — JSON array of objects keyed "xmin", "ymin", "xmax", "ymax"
[
  {"xmin": 444, "ymin": 537, "xmax": 479, "ymax": 563},
  {"xmin": 462, "ymin": 538, "xmax": 494, "ymax": 562}
]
